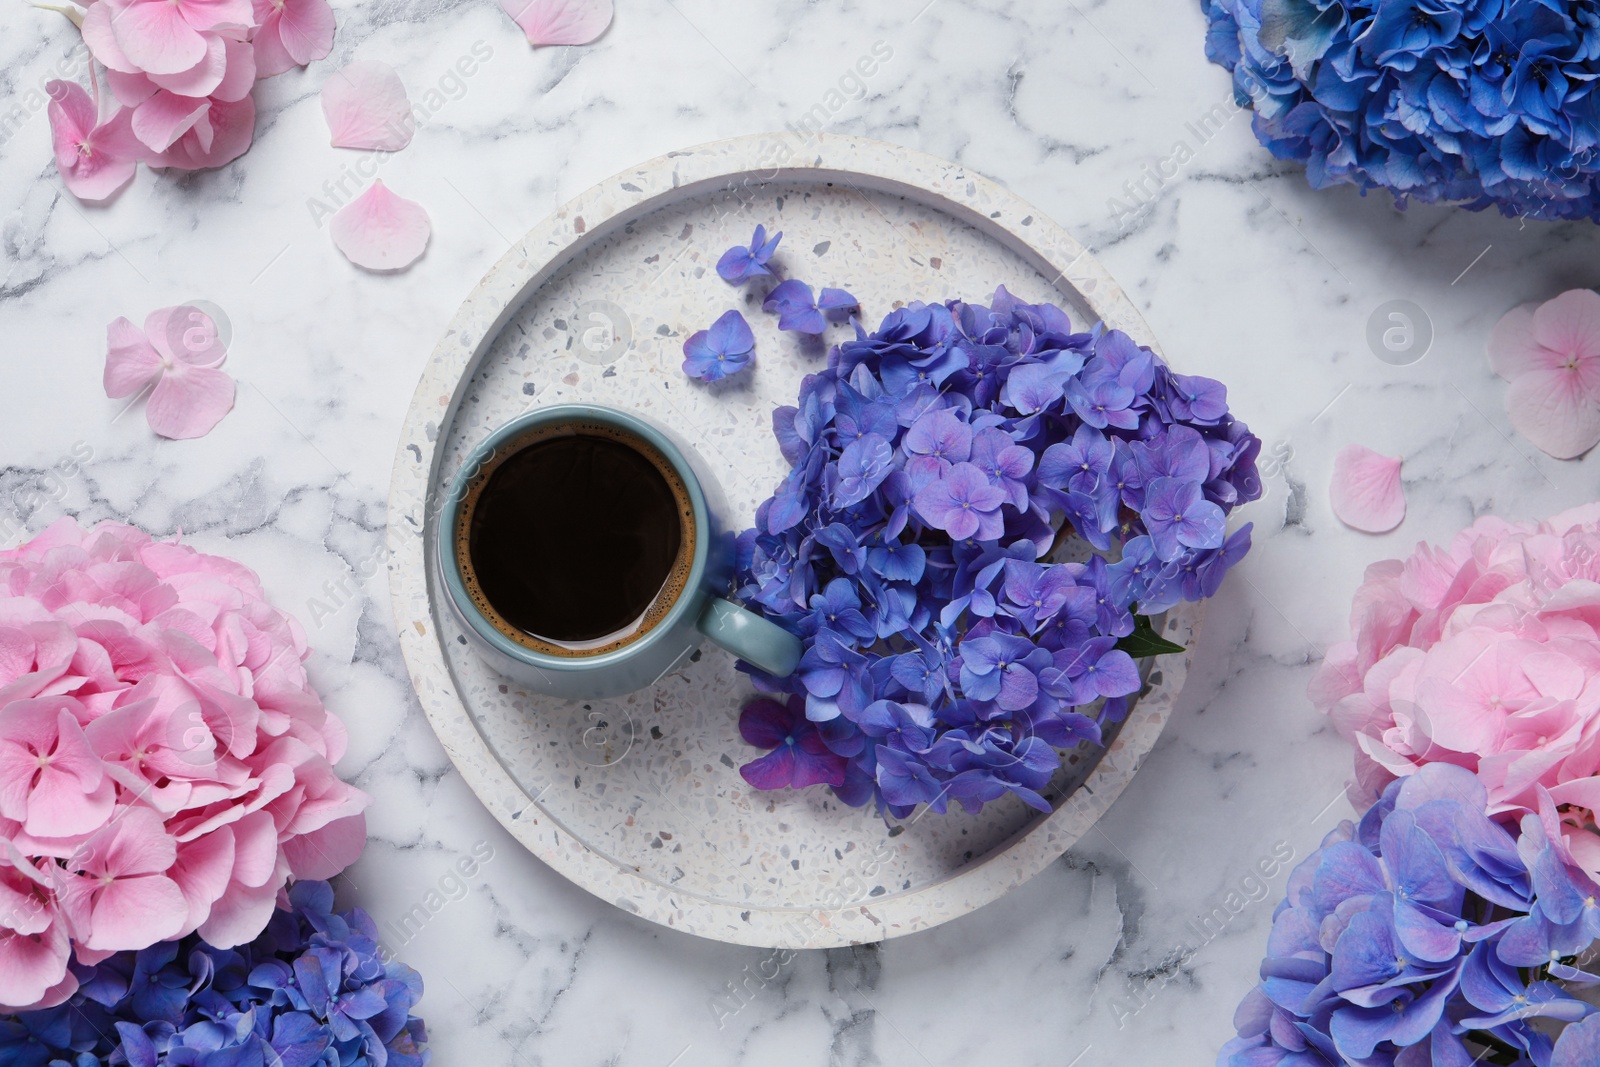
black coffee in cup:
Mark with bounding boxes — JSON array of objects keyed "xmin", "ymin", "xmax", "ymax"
[{"xmin": 455, "ymin": 423, "xmax": 695, "ymax": 656}]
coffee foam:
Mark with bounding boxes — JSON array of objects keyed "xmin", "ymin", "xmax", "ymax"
[{"xmin": 454, "ymin": 420, "xmax": 697, "ymax": 658}]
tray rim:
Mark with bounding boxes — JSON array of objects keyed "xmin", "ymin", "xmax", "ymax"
[{"xmin": 385, "ymin": 131, "xmax": 1198, "ymax": 948}]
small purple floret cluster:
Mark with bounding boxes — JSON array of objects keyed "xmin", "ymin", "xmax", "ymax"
[
  {"xmin": 1, "ymin": 881, "xmax": 429, "ymax": 1067},
  {"xmin": 734, "ymin": 286, "xmax": 1261, "ymax": 817},
  {"xmin": 1221, "ymin": 764, "xmax": 1600, "ymax": 1067}
]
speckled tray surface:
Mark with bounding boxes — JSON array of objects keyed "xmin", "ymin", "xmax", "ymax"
[{"xmin": 387, "ymin": 133, "xmax": 1201, "ymax": 948}]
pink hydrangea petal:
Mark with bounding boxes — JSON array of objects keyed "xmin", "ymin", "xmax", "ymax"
[
  {"xmin": 329, "ymin": 179, "xmax": 430, "ymax": 271},
  {"xmin": 281, "ymin": 812, "xmax": 366, "ymax": 879},
  {"xmin": 1506, "ymin": 366, "xmax": 1600, "ymax": 459},
  {"xmin": 0, "ymin": 871, "xmax": 52, "ymax": 937},
  {"xmin": 145, "ymin": 305, "xmax": 228, "ymax": 366},
  {"xmin": 1330, "ymin": 444, "xmax": 1406, "ymax": 534},
  {"xmin": 173, "ymin": 0, "xmax": 254, "ymax": 33},
  {"xmin": 81, "ymin": 873, "xmax": 187, "ymax": 950},
  {"xmin": 227, "ymin": 810, "xmax": 278, "ymax": 888},
  {"xmin": 107, "ymin": 0, "xmax": 210, "ymax": 75},
  {"xmin": 147, "ymin": 33, "xmax": 227, "ymax": 97},
  {"xmin": 145, "ymin": 362, "xmax": 235, "ymax": 440},
  {"xmin": 197, "ymin": 859, "xmax": 286, "ymax": 948},
  {"xmin": 0, "ymin": 920, "xmax": 71, "ymax": 1010},
  {"xmin": 498, "ymin": 0, "xmax": 613, "ymax": 45},
  {"xmin": 1532, "ymin": 288, "xmax": 1600, "ymax": 365},
  {"xmin": 92, "ymin": 806, "xmax": 177, "ymax": 876},
  {"xmin": 81, "ymin": 2, "xmax": 140, "ymax": 73},
  {"xmin": 131, "ymin": 90, "xmax": 210, "ymax": 152},
  {"xmin": 212, "ymin": 38, "xmax": 257, "ymax": 102},
  {"xmin": 250, "ymin": 0, "xmax": 334, "ymax": 73},
  {"xmin": 170, "ymin": 828, "xmax": 234, "ymax": 936},
  {"xmin": 1487, "ymin": 303, "xmax": 1544, "ymax": 381},
  {"xmin": 146, "ymin": 94, "xmax": 254, "ymax": 170},
  {"xmin": 249, "ymin": 1, "xmax": 294, "ymax": 77},
  {"xmin": 45, "ymin": 80, "xmax": 94, "ymax": 148},
  {"xmin": 278, "ymin": 0, "xmax": 336, "ymax": 64},
  {"xmin": 20, "ymin": 765, "xmax": 112, "ymax": 840},
  {"xmin": 321, "ymin": 60, "xmax": 413, "ymax": 151},
  {"xmin": 0, "ymin": 748, "xmax": 39, "ymax": 823},
  {"xmin": 106, "ymin": 69, "xmax": 159, "ymax": 108}
]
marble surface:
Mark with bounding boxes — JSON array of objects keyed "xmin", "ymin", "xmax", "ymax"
[{"xmin": 2, "ymin": 0, "xmax": 1598, "ymax": 1063}]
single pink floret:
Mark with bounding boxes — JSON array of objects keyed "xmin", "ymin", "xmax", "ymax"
[
  {"xmin": 1488, "ymin": 290, "xmax": 1600, "ymax": 460},
  {"xmin": 104, "ymin": 305, "xmax": 236, "ymax": 439},
  {"xmin": 45, "ymin": 81, "xmax": 141, "ymax": 201}
]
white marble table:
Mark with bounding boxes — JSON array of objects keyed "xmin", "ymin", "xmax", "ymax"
[{"xmin": 2, "ymin": 1, "xmax": 1596, "ymax": 1063}]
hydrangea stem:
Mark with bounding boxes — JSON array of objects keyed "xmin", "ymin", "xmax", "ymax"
[{"xmin": 26, "ymin": 0, "xmax": 83, "ymax": 28}]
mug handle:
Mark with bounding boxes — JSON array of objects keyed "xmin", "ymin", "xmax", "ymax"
[{"xmin": 696, "ymin": 598, "xmax": 802, "ymax": 678}]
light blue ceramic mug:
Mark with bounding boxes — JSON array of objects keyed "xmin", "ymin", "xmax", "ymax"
[{"xmin": 435, "ymin": 404, "xmax": 801, "ymax": 701}]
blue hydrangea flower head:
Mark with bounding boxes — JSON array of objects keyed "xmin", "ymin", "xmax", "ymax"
[
  {"xmin": 1220, "ymin": 763, "xmax": 1600, "ymax": 1066},
  {"xmin": 3, "ymin": 881, "xmax": 430, "ymax": 1067},
  {"xmin": 1200, "ymin": 0, "xmax": 1600, "ymax": 222}
]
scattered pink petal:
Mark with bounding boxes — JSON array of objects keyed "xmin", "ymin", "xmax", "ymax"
[
  {"xmin": 1507, "ymin": 365, "xmax": 1600, "ymax": 459},
  {"xmin": 498, "ymin": 0, "xmax": 613, "ymax": 46},
  {"xmin": 320, "ymin": 60, "xmax": 413, "ymax": 151},
  {"xmin": 329, "ymin": 179, "xmax": 430, "ymax": 271},
  {"xmin": 1330, "ymin": 444, "xmax": 1406, "ymax": 534},
  {"xmin": 251, "ymin": 0, "xmax": 335, "ymax": 77},
  {"xmin": 103, "ymin": 306, "xmax": 236, "ymax": 439},
  {"xmin": 45, "ymin": 82, "xmax": 141, "ymax": 202}
]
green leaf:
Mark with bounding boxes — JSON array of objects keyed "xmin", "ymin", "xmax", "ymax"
[{"xmin": 1116, "ymin": 614, "xmax": 1185, "ymax": 658}]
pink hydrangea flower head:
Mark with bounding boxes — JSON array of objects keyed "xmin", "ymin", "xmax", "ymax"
[
  {"xmin": 0, "ymin": 518, "xmax": 369, "ymax": 1009},
  {"xmin": 1311, "ymin": 507, "xmax": 1600, "ymax": 880}
]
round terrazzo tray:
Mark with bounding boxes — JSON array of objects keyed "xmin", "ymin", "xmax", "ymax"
[{"xmin": 386, "ymin": 133, "xmax": 1202, "ymax": 949}]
